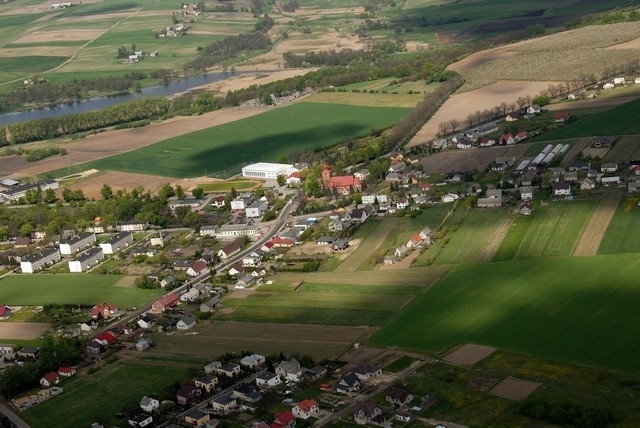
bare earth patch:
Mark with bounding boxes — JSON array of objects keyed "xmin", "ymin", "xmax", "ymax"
[
  {"xmin": 12, "ymin": 30, "xmax": 104, "ymax": 44},
  {"xmin": 0, "ymin": 47, "xmax": 75, "ymax": 57},
  {"xmin": 605, "ymin": 36, "xmax": 640, "ymax": 49},
  {"xmin": 443, "ymin": 344, "xmax": 497, "ymax": 366},
  {"xmin": 420, "ymin": 144, "xmax": 529, "ymax": 173},
  {"xmin": 0, "ymin": 322, "xmax": 50, "ymax": 340},
  {"xmin": 408, "ymin": 81, "xmax": 558, "ymax": 146},
  {"xmin": 561, "ymin": 138, "xmax": 592, "ymax": 166},
  {"xmin": 64, "ymin": 171, "xmax": 182, "ymax": 199},
  {"xmin": 114, "ymin": 276, "xmax": 137, "ymax": 288},
  {"xmin": 489, "ymin": 376, "xmax": 542, "ymax": 401},
  {"xmin": 227, "ymin": 290, "xmax": 256, "ymax": 299},
  {"xmin": 481, "ymin": 214, "xmax": 515, "ymax": 261},
  {"xmin": 179, "ymin": 69, "xmax": 315, "ymax": 96},
  {"xmin": 604, "ymin": 136, "xmax": 640, "ymax": 163},
  {"xmin": 573, "ymin": 189, "xmax": 623, "ymax": 256}
]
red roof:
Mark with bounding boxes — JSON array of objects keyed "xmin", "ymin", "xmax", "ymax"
[
  {"xmin": 90, "ymin": 303, "xmax": 117, "ymax": 318},
  {"xmin": 288, "ymin": 172, "xmax": 301, "ymax": 179},
  {"xmin": 296, "ymin": 399, "xmax": 318, "ymax": 413},
  {"xmin": 500, "ymin": 133, "xmax": 513, "ymax": 140},
  {"xmin": 554, "ymin": 111, "xmax": 570, "ymax": 119},
  {"xmin": 190, "ymin": 260, "xmax": 208, "ymax": 273},
  {"xmin": 96, "ymin": 331, "xmax": 118, "ymax": 344},
  {"xmin": 157, "ymin": 293, "xmax": 179, "ymax": 308},
  {"xmin": 327, "ymin": 176, "xmax": 361, "ymax": 189},
  {"xmin": 58, "ymin": 367, "xmax": 74, "ymax": 375},
  {"xmin": 516, "ymin": 132, "xmax": 527, "ymax": 138},
  {"xmin": 273, "ymin": 411, "xmax": 295, "ymax": 426},
  {"xmin": 270, "ymin": 237, "xmax": 294, "ymax": 246},
  {"xmin": 0, "ymin": 306, "xmax": 9, "ymax": 317},
  {"xmin": 263, "ymin": 242, "xmax": 274, "ymax": 249},
  {"xmin": 410, "ymin": 234, "xmax": 422, "ymax": 244},
  {"xmin": 43, "ymin": 372, "xmax": 58, "ymax": 382}
]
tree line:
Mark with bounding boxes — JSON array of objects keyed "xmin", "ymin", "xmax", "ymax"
[{"xmin": 185, "ymin": 31, "xmax": 270, "ymax": 71}]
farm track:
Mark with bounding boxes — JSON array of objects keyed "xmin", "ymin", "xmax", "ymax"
[
  {"xmin": 335, "ymin": 220, "xmax": 395, "ymax": 272},
  {"xmin": 573, "ymin": 189, "xmax": 623, "ymax": 256}
]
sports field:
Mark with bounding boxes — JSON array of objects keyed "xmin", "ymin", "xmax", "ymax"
[
  {"xmin": 368, "ymin": 254, "xmax": 640, "ymax": 374},
  {"xmin": 87, "ymin": 102, "xmax": 410, "ymax": 178},
  {"xmin": 24, "ymin": 361, "xmax": 192, "ymax": 428},
  {"xmin": 0, "ymin": 275, "xmax": 162, "ymax": 307}
]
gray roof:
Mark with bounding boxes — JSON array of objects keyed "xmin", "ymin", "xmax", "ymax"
[{"xmin": 75, "ymin": 247, "xmax": 103, "ymax": 263}]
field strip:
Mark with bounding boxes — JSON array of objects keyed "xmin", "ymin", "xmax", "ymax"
[
  {"xmin": 561, "ymin": 138, "xmax": 592, "ymax": 166},
  {"xmin": 335, "ymin": 220, "xmax": 395, "ymax": 272},
  {"xmin": 275, "ymin": 266, "xmax": 451, "ymax": 287},
  {"xmin": 480, "ymin": 214, "xmax": 515, "ymax": 261},
  {"xmin": 0, "ymin": 322, "xmax": 50, "ymax": 340},
  {"xmin": 573, "ymin": 189, "xmax": 623, "ymax": 256}
]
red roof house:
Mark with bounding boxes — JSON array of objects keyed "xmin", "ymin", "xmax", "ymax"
[
  {"xmin": 58, "ymin": 367, "xmax": 76, "ymax": 377},
  {"xmin": 269, "ymin": 237, "xmax": 294, "ymax": 248},
  {"xmin": 96, "ymin": 331, "xmax": 118, "ymax": 346},
  {"xmin": 554, "ymin": 111, "xmax": 570, "ymax": 122},
  {"xmin": 0, "ymin": 305, "xmax": 11, "ymax": 320},
  {"xmin": 152, "ymin": 292, "xmax": 180, "ymax": 313},
  {"xmin": 187, "ymin": 260, "xmax": 210, "ymax": 277},
  {"xmin": 271, "ymin": 411, "xmax": 296, "ymax": 428},
  {"xmin": 40, "ymin": 372, "xmax": 59, "ymax": 387},
  {"xmin": 90, "ymin": 303, "xmax": 118, "ymax": 319}
]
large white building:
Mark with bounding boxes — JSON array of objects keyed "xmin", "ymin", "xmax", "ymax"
[
  {"xmin": 20, "ymin": 248, "xmax": 61, "ymax": 273},
  {"xmin": 59, "ymin": 233, "xmax": 96, "ymax": 255},
  {"xmin": 100, "ymin": 232, "xmax": 133, "ymax": 255},
  {"xmin": 200, "ymin": 224, "xmax": 258, "ymax": 239},
  {"xmin": 241, "ymin": 163, "xmax": 297, "ymax": 180},
  {"xmin": 68, "ymin": 247, "xmax": 104, "ymax": 273}
]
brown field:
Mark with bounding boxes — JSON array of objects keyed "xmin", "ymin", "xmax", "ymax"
[
  {"xmin": 176, "ymin": 69, "xmax": 315, "ymax": 96},
  {"xmin": 150, "ymin": 321, "xmax": 374, "ymax": 360},
  {"xmin": 0, "ymin": 0, "xmax": 103, "ymax": 15},
  {"xmin": 335, "ymin": 220, "xmax": 395, "ymax": 272},
  {"xmin": 605, "ymin": 36, "xmax": 640, "ymax": 50},
  {"xmin": 448, "ymin": 47, "xmax": 518, "ymax": 75},
  {"xmin": 12, "ymin": 30, "xmax": 104, "ymax": 44},
  {"xmin": 63, "ymin": 171, "xmax": 183, "ymax": 199},
  {"xmin": 0, "ymin": 47, "xmax": 74, "ymax": 57},
  {"xmin": 0, "ymin": 322, "xmax": 50, "ymax": 340},
  {"xmin": 489, "ymin": 376, "xmax": 542, "ymax": 401},
  {"xmin": 604, "ymin": 136, "xmax": 640, "ymax": 163},
  {"xmin": 573, "ymin": 189, "xmax": 623, "ymax": 256},
  {"xmin": 407, "ymin": 81, "xmax": 557, "ymax": 146},
  {"xmin": 560, "ymin": 138, "xmax": 592, "ymax": 166},
  {"xmin": 443, "ymin": 344, "xmax": 497, "ymax": 366},
  {"xmin": 546, "ymin": 95, "xmax": 640, "ymax": 111},
  {"xmin": 481, "ymin": 214, "xmax": 514, "ymax": 261},
  {"xmin": 114, "ymin": 276, "xmax": 136, "ymax": 288},
  {"xmin": 274, "ymin": 266, "xmax": 450, "ymax": 288},
  {"xmin": 420, "ymin": 144, "xmax": 529, "ymax": 173}
]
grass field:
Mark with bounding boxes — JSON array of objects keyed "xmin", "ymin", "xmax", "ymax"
[
  {"xmin": 336, "ymin": 219, "xmax": 395, "ymax": 272},
  {"xmin": 84, "ymin": 102, "xmax": 410, "ymax": 178},
  {"xmin": 514, "ymin": 200, "xmax": 595, "ymax": 259},
  {"xmin": 24, "ymin": 361, "xmax": 192, "ymax": 428},
  {"xmin": 492, "ymin": 206, "xmax": 536, "ymax": 262},
  {"xmin": 598, "ymin": 196, "xmax": 640, "ymax": 255},
  {"xmin": 198, "ymin": 180, "xmax": 261, "ymax": 192},
  {"xmin": 0, "ymin": 274, "xmax": 162, "ymax": 307},
  {"xmin": 369, "ymin": 254, "xmax": 640, "ymax": 374}
]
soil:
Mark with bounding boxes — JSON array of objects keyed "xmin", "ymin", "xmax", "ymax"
[
  {"xmin": 0, "ymin": 322, "xmax": 50, "ymax": 340},
  {"xmin": 12, "ymin": 30, "xmax": 104, "ymax": 44},
  {"xmin": 489, "ymin": 376, "xmax": 542, "ymax": 401},
  {"xmin": 573, "ymin": 189, "xmax": 622, "ymax": 256},
  {"xmin": 443, "ymin": 344, "xmax": 497, "ymax": 366},
  {"xmin": 114, "ymin": 276, "xmax": 136, "ymax": 288},
  {"xmin": 420, "ymin": 144, "xmax": 529, "ymax": 174}
]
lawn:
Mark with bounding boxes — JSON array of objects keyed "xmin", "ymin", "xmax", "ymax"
[
  {"xmin": 0, "ymin": 274, "xmax": 162, "ymax": 308},
  {"xmin": 514, "ymin": 199, "xmax": 595, "ymax": 259},
  {"xmin": 86, "ymin": 102, "xmax": 410, "ymax": 178},
  {"xmin": 24, "ymin": 361, "xmax": 192, "ymax": 428},
  {"xmin": 598, "ymin": 197, "xmax": 640, "ymax": 255},
  {"xmin": 369, "ymin": 254, "xmax": 640, "ymax": 374},
  {"xmin": 199, "ymin": 180, "xmax": 261, "ymax": 192}
]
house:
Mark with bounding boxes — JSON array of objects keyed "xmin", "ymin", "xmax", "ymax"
[
  {"xmin": 601, "ymin": 176, "xmax": 620, "ymax": 185},
  {"xmin": 90, "ymin": 303, "xmax": 118, "ymax": 319},
  {"xmin": 217, "ymin": 240, "xmax": 243, "ymax": 259},
  {"xmin": 20, "ymin": 248, "xmax": 61, "ymax": 273},
  {"xmin": 204, "ymin": 361, "xmax": 222, "ymax": 375},
  {"xmin": 385, "ymin": 386, "xmax": 413, "ymax": 405},
  {"xmin": 160, "ymin": 276, "xmax": 175, "ymax": 288},
  {"xmin": 140, "ymin": 396, "xmax": 160, "ymax": 413},
  {"xmin": 235, "ymin": 274, "xmax": 255, "ymax": 289},
  {"xmin": 271, "ymin": 411, "xmax": 296, "ymax": 428},
  {"xmin": 286, "ymin": 172, "xmax": 302, "ymax": 186},
  {"xmin": 184, "ymin": 408, "xmax": 211, "ymax": 427},
  {"xmin": 242, "ymin": 254, "xmax": 261, "ymax": 267},
  {"xmin": 200, "ymin": 296, "xmax": 220, "ymax": 313},
  {"xmin": 218, "ymin": 362, "xmax": 241, "ymax": 378},
  {"xmin": 116, "ymin": 222, "xmax": 149, "ymax": 232},
  {"xmin": 354, "ymin": 169, "xmax": 370, "ymax": 180},
  {"xmin": 581, "ymin": 178, "xmax": 596, "ymax": 190},
  {"xmin": 211, "ymin": 394, "xmax": 237, "ymax": 414},
  {"xmin": 194, "ymin": 374, "xmax": 218, "ymax": 393},
  {"xmin": 353, "ymin": 401, "xmax": 382, "ymax": 425},
  {"xmin": 304, "ymin": 366, "xmax": 327, "ymax": 382},
  {"xmin": 79, "ymin": 318, "xmax": 99, "ymax": 332},
  {"xmin": 57, "ymin": 367, "xmax": 76, "ymax": 378},
  {"xmin": 0, "ymin": 306, "xmax": 11, "ymax": 320},
  {"xmin": 275, "ymin": 358, "xmax": 302, "ymax": 382},
  {"xmin": 629, "ymin": 181, "xmax": 640, "ymax": 193},
  {"xmin": 211, "ymin": 195, "xmax": 226, "ymax": 209},
  {"xmin": 316, "ymin": 236, "xmax": 335, "ymax": 246},
  {"xmin": 500, "ymin": 133, "xmax": 515, "ymax": 145},
  {"xmin": 86, "ymin": 340, "xmax": 102, "ymax": 355},
  {"xmin": 176, "ymin": 314, "xmax": 196, "ymax": 330},
  {"xmin": 505, "ymin": 112, "xmax": 520, "ymax": 121},
  {"xmin": 515, "ymin": 131, "xmax": 527, "ymax": 142},
  {"xmin": 128, "ymin": 414, "xmax": 153, "ymax": 428},
  {"xmin": 136, "ymin": 338, "xmax": 151, "ymax": 351},
  {"xmin": 456, "ymin": 140, "xmax": 472, "ymax": 149},
  {"xmin": 385, "ymin": 172, "xmax": 402, "ymax": 183},
  {"xmin": 59, "ymin": 233, "xmax": 96, "ymax": 255},
  {"xmin": 187, "ymin": 260, "xmax": 210, "ymax": 277},
  {"xmin": 322, "ymin": 168, "xmax": 362, "ymax": 195},
  {"xmin": 552, "ymin": 182, "xmax": 572, "ymax": 196},
  {"xmin": 477, "ymin": 197, "xmax": 502, "ymax": 208},
  {"xmin": 388, "ymin": 161, "xmax": 406, "ymax": 173},
  {"xmin": 137, "ymin": 314, "xmax": 157, "ymax": 329},
  {"xmin": 176, "ymin": 384, "xmax": 202, "ymax": 406},
  {"xmin": 232, "ymin": 384, "xmax": 262, "ymax": 402},
  {"xmin": 353, "ymin": 364, "xmax": 382, "ymax": 381},
  {"xmin": 172, "ymin": 259, "xmax": 191, "ymax": 271},
  {"xmin": 441, "ymin": 193, "xmax": 459, "ymax": 203},
  {"xmin": 520, "ymin": 186, "xmax": 533, "ymax": 200},
  {"xmin": 394, "ymin": 245, "xmax": 409, "ymax": 259},
  {"xmin": 419, "ymin": 227, "xmax": 433, "ymax": 244},
  {"xmin": 565, "ymin": 171, "xmax": 579, "ymax": 183},
  {"xmin": 614, "ymin": 77, "xmax": 626, "ymax": 85},
  {"xmin": 151, "ymin": 293, "xmax": 179, "ymax": 313},
  {"xmin": 592, "ymin": 136, "xmax": 613, "ymax": 148},
  {"xmin": 241, "ymin": 353, "xmax": 266, "ymax": 369},
  {"xmin": 99, "ymin": 232, "xmax": 133, "ymax": 255},
  {"xmin": 519, "ymin": 201, "xmax": 533, "ymax": 215},
  {"xmin": 256, "ymin": 372, "xmax": 281, "ymax": 388},
  {"xmin": 567, "ymin": 93, "xmax": 577, "ymax": 100},
  {"xmin": 396, "ymin": 198, "xmax": 409, "ymax": 209},
  {"xmin": 554, "ymin": 111, "xmax": 570, "ymax": 122},
  {"xmin": 526, "ymin": 105, "xmax": 541, "ymax": 114},
  {"xmin": 13, "ymin": 237, "xmax": 31, "ymax": 249},
  {"xmin": 332, "ymin": 239, "xmax": 349, "ymax": 251},
  {"xmin": 40, "ymin": 372, "xmax": 59, "ymax": 387},
  {"xmin": 406, "ymin": 234, "xmax": 423, "ymax": 249},
  {"xmin": 95, "ymin": 331, "xmax": 118, "ymax": 346},
  {"xmin": 601, "ymin": 163, "xmax": 618, "ymax": 173},
  {"xmin": 337, "ymin": 372, "xmax": 361, "ymax": 394},
  {"xmin": 68, "ymin": 247, "xmax": 104, "ymax": 273},
  {"xmin": 246, "ymin": 200, "xmax": 268, "ymax": 218},
  {"xmin": 292, "ymin": 399, "xmax": 319, "ymax": 419},
  {"xmin": 602, "ymin": 81, "xmax": 615, "ymax": 89}
]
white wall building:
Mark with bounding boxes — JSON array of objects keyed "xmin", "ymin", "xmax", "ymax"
[
  {"xmin": 20, "ymin": 248, "xmax": 61, "ymax": 273},
  {"xmin": 59, "ymin": 233, "xmax": 96, "ymax": 255},
  {"xmin": 242, "ymin": 163, "xmax": 297, "ymax": 179},
  {"xmin": 68, "ymin": 247, "xmax": 104, "ymax": 273},
  {"xmin": 100, "ymin": 232, "xmax": 133, "ymax": 255},
  {"xmin": 246, "ymin": 201, "xmax": 268, "ymax": 218},
  {"xmin": 116, "ymin": 222, "xmax": 149, "ymax": 232}
]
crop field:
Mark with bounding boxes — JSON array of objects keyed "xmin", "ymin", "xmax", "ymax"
[
  {"xmin": 420, "ymin": 143, "xmax": 529, "ymax": 173},
  {"xmin": 434, "ymin": 208, "xmax": 514, "ymax": 265},
  {"xmin": 573, "ymin": 189, "xmax": 622, "ymax": 256},
  {"xmin": 152, "ymin": 320, "xmax": 373, "ymax": 361},
  {"xmin": 603, "ymin": 136, "xmax": 640, "ymax": 163},
  {"xmin": 86, "ymin": 102, "xmax": 410, "ymax": 178},
  {"xmin": 598, "ymin": 196, "xmax": 640, "ymax": 255},
  {"xmin": 305, "ymin": 91, "xmax": 424, "ymax": 108},
  {"xmin": 336, "ymin": 219, "xmax": 395, "ymax": 272},
  {"xmin": 0, "ymin": 274, "xmax": 162, "ymax": 307},
  {"xmin": 24, "ymin": 361, "xmax": 192, "ymax": 428},
  {"xmin": 514, "ymin": 200, "xmax": 596, "ymax": 259},
  {"xmin": 368, "ymin": 254, "xmax": 640, "ymax": 374},
  {"xmin": 216, "ymin": 282, "xmax": 421, "ymax": 326}
]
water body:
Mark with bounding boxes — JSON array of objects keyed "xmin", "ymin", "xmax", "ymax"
[{"xmin": 0, "ymin": 71, "xmax": 245, "ymax": 126}]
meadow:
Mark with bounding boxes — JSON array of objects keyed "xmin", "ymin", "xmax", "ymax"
[
  {"xmin": 86, "ymin": 102, "xmax": 410, "ymax": 178},
  {"xmin": 24, "ymin": 361, "xmax": 192, "ymax": 428},
  {"xmin": 368, "ymin": 254, "xmax": 640, "ymax": 374},
  {"xmin": 598, "ymin": 197, "xmax": 640, "ymax": 255},
  {"xmin": 0, "ymin": 274, "xmax": 162, "ymax": 307},
  {"xmin": 198, "ymin": 180, "xmax": 261, "ymax": 192}
]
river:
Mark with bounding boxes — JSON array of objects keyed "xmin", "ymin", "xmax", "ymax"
[{"xmin": 0, "ymin": 70, "xmax": 245, "ymax": 126}]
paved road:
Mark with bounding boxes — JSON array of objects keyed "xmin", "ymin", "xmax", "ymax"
[{"xmin": 0, "ymin": 403, "xmax": 29, "ymax": 428}]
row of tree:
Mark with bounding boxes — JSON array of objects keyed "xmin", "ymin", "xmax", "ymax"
[{"xmin": 185, "ymin": 31, "xmax": 270, "ymax": 71}]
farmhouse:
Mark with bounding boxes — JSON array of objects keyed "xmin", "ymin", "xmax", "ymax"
[
  {"xmin": 286, "ymin": 172, "xmax": 302, "ymax": 186},
  {"xmin": 138, "ymin": 314, "xmax": 156, "ymax": 329},
  {"xmin": 40, "ymin": 372, "xmax": 59, "ymax": 387},
  {"xmin": 116, "ymin": 221, "xmax": 149, "ymax": 232},
  {"xmin": 603, "ymin": 81, "xmax": 615, "ymax": 89},
  {"xmin": 0, "ymin": 306, "xmax": 11, "ymax": 320},
  {"xmin": 140, "ymin": 396, "xmax": 160, "ymax": 413},
  {"xmin": 57, "ymin": 366, "xmax": 76, "ymax": 378},
  {"xmin": 322, "ymin": 168, "xmax": 362, "ymax": 195},
  {"xmin": 187, "ymin": 260, "xmax": 210, "ymax": 277},
  {"xmin": 212, "ymin": 195, "xmax": 226, "ymax": 208},
  {"xmin": 176, "ymin": 385, "xmax": 202, "ymax": 406},
  {"xmin": 337, "ymin": 372, "xmax": 361, "ymax": 394},
  {"xmin": 353, "ymin": 401, "xmax": 382, "ymax": 425},
  {"xmin": 184, "ymin": 409, "xmax": 210, "ymax": 427},
  {"xmin": 353, "ymin": 364, "xmax": 382, "ymax": 380},
  {"xmin": 581, "ymin": 178, "xmax": 596, "ymax": 190},
  {"xmin": 526, "ymin": 105, "xmax": 541, "ymax": 114},
  {"xmin": 553, "ymin": 111, "xmax": 570, "ymax": 122},
  {"xmin": 68, "ymin": 247, "xmax": 104, "ymax": 273},
  {"xmin": 241, "ymin": 354, "xmax": 266, "ymax": 369},
  {"xmin": 176, "ymin": 314, "xmax": 196, "ymax": 330},
  {"xmin": 477, "ymin": 197, "xmax": 502, "ymax": 208},
  {"xmin": 218, "ymin": 362, "xmax": 241, "ymax": 377},
  {"xmin": 195, "ymin": 374, "xmax": 218, "ymax": 393},
  {"xmin": 242, "ymin": 162, "xmax": 296, "ymax": 179},
  {"xmin": 0, "ymin": 344, "xmax": 17, "ymax": 360},
  {"xmin": 614, "ymin": 77, "xmax": 626, "ymax": 85},
  {"xmin": 100, "ymin": 232, "xmax": 133, "ymax": 255},
  {"xmin": 385, "ymin": 386, "xmax": 413, "ymax": 405},
  {"xmin": 20, "ymin": 248, "xmax": 60, "ymax": 273},
  {"xmin": 520, "ymin": 186, "xmax": 533, "ymax": 200},
  {"xmin": 59, "ymin": 233, "xmax": 96, "ymax": 255},
  {"xmin": 552, "ymin": 182, "xmax": 572, "ymax": 196},
  {"xmin": 275, "ymin": 358, "xmax": 302, "ymax": 382},
  {"xmin": 601, "ymin": 163, "xmax": 618, "ymax": 173}
]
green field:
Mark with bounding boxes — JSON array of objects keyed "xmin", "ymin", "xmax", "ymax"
[
  {"xmin": 24, "ymin": 361, "xmax": 192, "ymax": 428},
  {"xmin": 539, "ymin": 98, "xmax": 640, "ymax": 140},
  {"xmin": 85, "ymin": 102, "xmax": 410, "ymax": 178},
  {"xmin": 598, "ymin": 198, "xmax": 640, "ymax": 255},
  {"xmin": 0, "ymin": 274, "xmax": 162, "ymax": 307},
  {"xmin": 369, "ymin": 254, "xmax": 640, "ymax": 374},
  {"xmin": 514, "ymin": 200, "xmax": 595, "ymax": 258},
  {"xmin": 199, "ymin": 180, "xmax": 261, "ymax": 192}
]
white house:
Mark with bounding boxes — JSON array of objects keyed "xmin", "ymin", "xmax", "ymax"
[
  {"xmin": 68, "ymin": 247, "xmax": 104, "ymax": 273},
  {"xmin": 256, "ymin": 372, "xmax": 281, "ymax": 388},
  {"xmin": 603, "ymin": 81, "xmax": 615, "ymax": 89},
  {"xmin": 139, "ymin": 396, "xmax": 160, "ymax": 413},
  {"xmin": 100, "ymin": 232, "xmax": 133, "ymax": 255},
  {"xmin": 275, "ymin": 358, "xmax": 302, "ymax": 382},
  {"xmin": 552, "ymin": 181, "xmax": 572, "ymax": 196},
  {"xmin": 246, "ymin": 200, "xmax": 268, "ymax": 218},
  {"xmin": 240, "ymin": 354, "xmax": 266, "ymax": 369},
  {"xmin": 176, "ymin": 314, "xmax": 196, "ymax": 330},
  {"xmin": 441, "ymin": 193, "xmax": 459, "ymax": 203},
  {"xmin": 59, "ymin": 233, "xmax": 95, "ymax": 255},
  {"xmin": 292, "ymin": 399, "xmax": 319, "ymax": 419},
  {"xmin": 614, "ymin": 77, "xmax": 626, "ymax": 85},
  {"xmin": 20, "ymin": 248, "xmax": 60, "ymax": 273},
  {"xmin": 526, "ymin": 105, "xmax": 541, "ymax": 114},
  {"xmin": 520, "ymin": 186, "xmax": 533, "ymax": 200},
  {"xmin": 116, "ymin": 222, "xmax": 149, "ymax": 232},
  {"xmin": 601, "ymin": 163, "xmax": 618, "ymax": 173}
]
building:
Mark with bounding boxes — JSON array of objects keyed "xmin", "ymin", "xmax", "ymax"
[
  {"xmin": 59, "ymin": 233, "xmax": 96, "ymax": 255},
  {"xmin": 100, "ymin": 232, "xmax": 133, "ymax": 255},
  {"xmin": 116, "ymin": 222, "xmax": 149, "ymax": 232},
  {"xmin": 176, "ymin": 314, "xmax": 197, "ymax": 330},
  {"xmin": 195, "ymin": 374, "xmax": 218, "ymax": 393},
  {"xmin": 520, "ymin": 186, "xmax": 533, "ymax": 201},
  {"xmin": 0, "ymin": 179, "xmax": 59, "ymax": 202},
  {"xmin": 187, "ymin": 261, "xmax": 210, "ymax": 277},
  {"xmin": 184, "ymin": 408, "xmax": 210, "ymax": 427},
  {"xmin": 168, "ymin": 198, "xmax": 202, "ymax": 211},
  {"xmin": 140, "ymin": 396, "xmax": 160, "ymax": 413},
  {"xmin": 353, "ymin": 401, "xmax": 382, "ymax": 425},
  {"xmin": 242, "ymin": 162, "xmax": 297, "ymax": 179},
  {"xmin": 211, "ymin": 394, "xmax": 237, "ymax": 414},
  {"xmin": 20, "ymin": 248, "xmax": 60, "ymax": 273},
  {"xmin": 218, "ymin": 240, "xmax": 243, "ymax": 259},
  {"xmin": 322, "ymin": 168, "xmax": 362, "ymax": 195},
  {"xmin": 552, "ymin": 181, "xmax": 572, "ymax": 196},
  {"xmin": 230, "ymin": 195, "xmax": 253, "ymax": 211},
  {"xmin": 68, "ymin": 247, "xmax": 104, "ymax": 273},
  {"xmin": 256, "ymin": 372, "xmax": 281, "ymax": 388},
  {"xmin": 151, "ymin": 293, "xmax": 180, "ymax": 313},
  {"xmin": 292, "ymin": 399, "xmax": 319, "ymax": 419},
  {"xmin": 241, "ymin": 354, "xmax": 266, "ymax": 369},
  {"xmin": 201, "ymin": 224, "xmax": 258, "ymax": 239},
  {"xmin": 246, "ymin": 200, "xmax": 268, "ymax": 218}
]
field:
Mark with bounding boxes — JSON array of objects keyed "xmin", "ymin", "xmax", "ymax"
[
  {"xmin": 0, "ymin": 322, "xmax": 50, "ymax": 340},
  {"xmin": 368, "ymin": 254, "xmax": 640, "ymax": 374},
  {"xmin": 84, "ymin": 102, "xmax": 410, "ymax": 178},
  {"xmin": 604, "ymin": 136, "xmax": 640, "ymax": 163},
  {"xmin": 0, "ymin": 274, "xmax": 162, "ymax": 307},
  {"xmin": 335, "ymin": 220, "xmax": 395, "ymax": 272},
  {"xmin": 598, "ymin": 196, "xmax": 640, "ymax": 255},
  {"xmin": 434, "ymin": 208, "xmax": 514, "ymax": 265},
  {"xmin": 151, "ymin": 321, "xmax": 374, "ymax": 361},
  {"xmin": 304, "ymin": 91, "xmax": 424, "ymax": 108},
  {"xmin": 198, "ymin": 180, "xmax": 261, "ymax": 192},
  {"xmin": 24, "ymin": 361, "xmax": 192, "ymax": 428},
  {"xmin": 573, "ymin": 189, "xmax": 622, "ymax": 256},
  {"xmin": 273, "ymin": 266, "xmax": 450, "ymax": 287},
  {"xmin": 514, "ymin": 200, "xmax": 596, "ymax": 259},
  {"xmin": 420, "ymin": 143, "xmax": 530, "ymax": 173}
]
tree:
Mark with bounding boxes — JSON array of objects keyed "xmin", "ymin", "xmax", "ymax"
[
  {"xmin": 276, "ymin": 174, "xmax": 286, "ymax": 187},
  {"xmin": 192, "ymin": 186, "xmax": 204, "ymax": 199},
  {"xmin": 448, "ymin": 119, "xmax": 460, "ymax": 132},
  {"xmin": 43, "ymin": 188, "xmax": 57, "ymax": 204},
  {"xmin": 0, "ymin": 226, "xmax": 8, "ymax": 241},
  {"xmin": 19, "ymin": 223, "xmax": 33, "ymax": 237},
  {"xmin": 175, "ymin": 184, "xmax": 185, "ymax": 199},
  {"xmin": 100, "ymin": 184, "xmax": 113, "ymax": 200},
  {"xmin": 158, "ymin": 183, "xmax": 175, "ymax": 199},
  {"xmin": 62, "ymin": 187, "xmax": 73, "ymax": 202}
]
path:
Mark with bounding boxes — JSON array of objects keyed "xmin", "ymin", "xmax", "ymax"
[
  {"xmin": 0, "ymin": 403, "xmax": 30, "ymax": 428},
  {"xmin": 573, "ymin": 189, "xmax": 623, "ymax": 256},
  {"xmin": 335, "ymin": 220, "xmax": 395, "ymax": 272}
]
